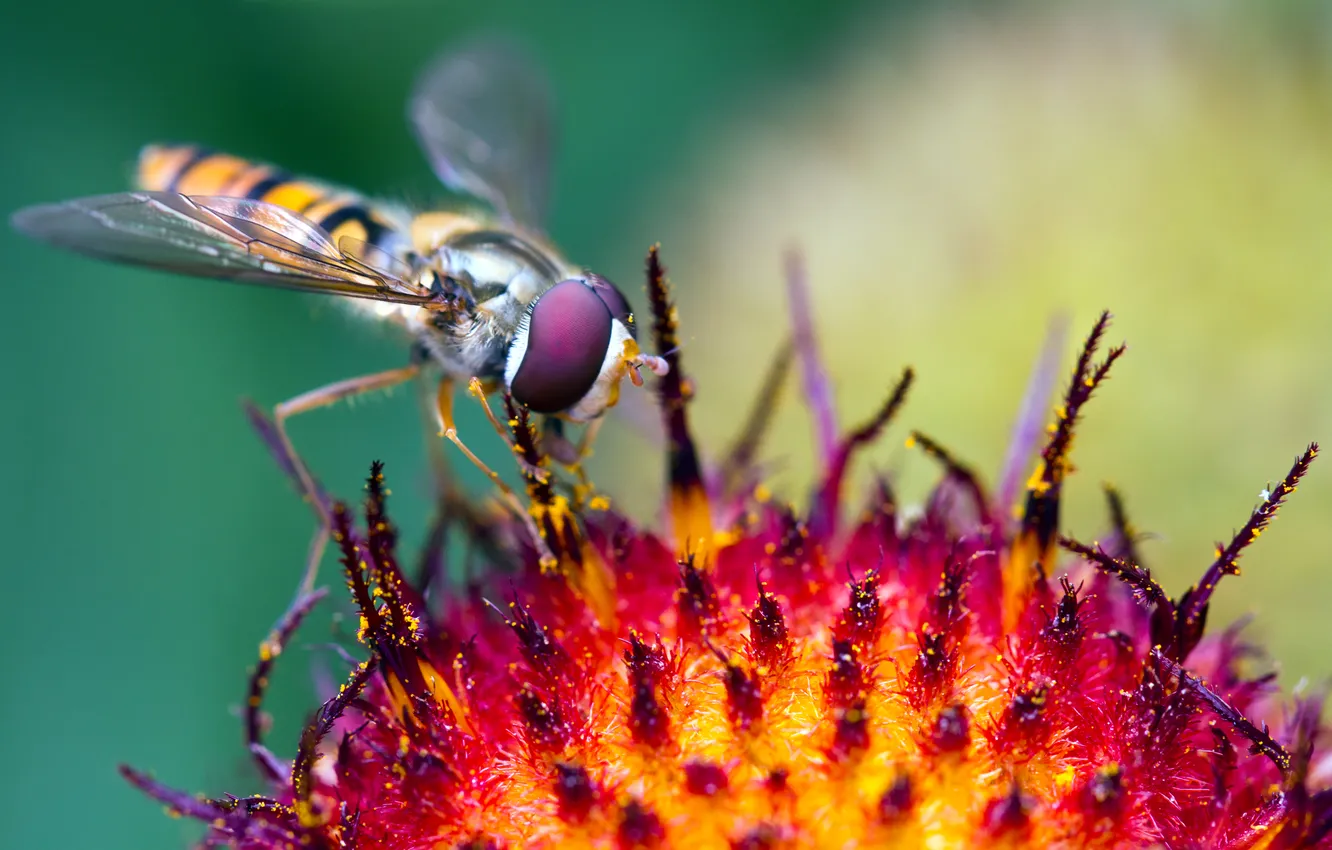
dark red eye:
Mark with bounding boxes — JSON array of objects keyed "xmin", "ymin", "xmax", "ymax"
[
  {"xmin": 584, "ymin": 274, "xmax": 636, "ymax": 339},
  {"xmin": 506, "ymin": 279, "xmax": 614, "ymax": 413}
]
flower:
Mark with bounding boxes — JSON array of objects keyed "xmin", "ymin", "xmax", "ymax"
[{"xmin": 123, "ymin": 247, "xmax": 1329, "ymax": 849}]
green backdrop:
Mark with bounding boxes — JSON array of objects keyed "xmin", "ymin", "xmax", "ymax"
[{"xmin": 5, "ymin": 2, "xmax": 1331, "ymax": 849}]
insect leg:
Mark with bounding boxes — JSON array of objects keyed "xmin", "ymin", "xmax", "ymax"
[
  {"xmin": 434, "ymin": 377, "xmax": 557, "ymax": 570},
  {"xmin": 274, "ymin": 364, "xmax": 423, "ymax": 594}
]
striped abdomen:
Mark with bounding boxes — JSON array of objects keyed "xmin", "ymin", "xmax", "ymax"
[{"xmin": 136, "ymin": 144, "xmax": 410, "ymax": 256}]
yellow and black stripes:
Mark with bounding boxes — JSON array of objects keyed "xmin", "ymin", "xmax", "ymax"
[{"xmin": 136, "ymin": 144, "xmax": 406, "ymax": 253}]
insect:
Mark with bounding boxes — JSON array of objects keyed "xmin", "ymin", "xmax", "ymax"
[{"xmin": 12, "ymin": 42, "xmax": 668, "ymax": 547}]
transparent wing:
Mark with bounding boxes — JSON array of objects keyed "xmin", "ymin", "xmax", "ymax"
[
  {"xmin": 11, "ymin": 192, "xmax": 436, "ymax": 305},
  {"xmin": 409, "ymin": 39, "xmax": 554, "ymax": 227}
]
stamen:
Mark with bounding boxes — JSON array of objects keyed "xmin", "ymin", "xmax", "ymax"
[
  {"xmin": 646, "ymin": 245, "xmax": 714, "ymax": 559},
  {"xmin": 292, "ymin": 658, "xmax": 377, "ymax": 827},
  {"xmin": 811, "ymin": 367, "xmax": 914, "ymax": 538},
  {"xmin": 683, "ymin": 760, "xmax": 729, "ymax": 796},
  {"xmin": 617, "ymin": 799, "xmax": 666, "ymax": 849},
  {"xmin": 829, "ymin": 698, "xmax": 870, "ymax": 762},
  {"xmin": 1006, "ymin": 311, "xmax": 1124, "ymax": 629},
  {"xmin": 996, "ymin": 314, "xmax": 1069, "ymax": 513},
  {"xmin": 1154, "ymin": 650, "xmax": 1291, "ymax": 774},
  {"xmin": 1079, "ymin": 763, "xmax": 1125, "ymax": 821},
  {"xmin": 1058, "ymin": 538, "xmax": 1170, "ymax": 609},
  {"xmin": 981, "ymin": 783, "xmax": 1032, "ymax": 837},
  {"xmin": 553, "ymin": 762, "xmax": 600, "ymax": 824},
  {"xmin": 1174, "ymin": 444, "xmax": 1318, "ymax": 660},
  {"xmin": 676, "ymin": 554, "xmax": 722, "ymax": 642},
  {"xmin": 506, "ymin": 398, "xmax": 616, "ymax": 627},
  {"xmin": 1102, "ymin": 483, "xmax": 1144, "ymax": 567},
  {"xmin": 928, "ymin": 703, "xmax": 970, "ymax": 755},
  {"xmin": 516, "ymin": 684, "xmax": 574, "ymax": 755},
  {"xmin": 119, "ymin": 764, "xmax": 230, "ymax": 822},
  {"xmin": 246, "ymin": 587, "xmax": 328, "ymax": 786},
  {"xmin": 833, "ymin": 569, "xmax": 882, "ymax": 650},
  {"xmin": 784, "ymin": 248, "xmax": 838, "ymax": 468},
  {"xmin": 906, "ymin": 431, "xmax": 988, "ymax": 517},
  {"xmin": 746, "ymin": 576, "xmax": 791, "ymax": 673},
  {"xmin": 878, "ymin": 773, "xmax": 913, "ymax": 821},
  {"xmin": 717, "ymin": 339, "xmax": 794, "ymax": 497}
]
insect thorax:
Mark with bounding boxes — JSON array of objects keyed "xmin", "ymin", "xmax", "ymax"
[{"xmin": 414, "ymin": 225, "xmax": 572, "ymax": 382}]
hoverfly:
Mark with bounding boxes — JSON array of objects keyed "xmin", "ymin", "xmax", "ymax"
[{"xmin": 12, "ymin": 42, "xmax": 668, "ymax": 544}]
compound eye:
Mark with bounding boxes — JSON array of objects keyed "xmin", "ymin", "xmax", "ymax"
[
  {"xmin": 506, "ymin": 279, "xmax": 614, "ymax": 413},
  {"xmin": 583, "ymin": 274, "xmax": 637, "ymax": 339}
]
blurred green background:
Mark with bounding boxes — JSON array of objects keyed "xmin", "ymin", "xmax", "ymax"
[{"xmin": 3, "ymin": 1, "xmax": 1331, "ymax": 848}]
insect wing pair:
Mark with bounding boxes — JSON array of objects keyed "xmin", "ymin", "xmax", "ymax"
[{"xmin": 11, "ymin": 42, "xmax": 663, "ymax": 420}]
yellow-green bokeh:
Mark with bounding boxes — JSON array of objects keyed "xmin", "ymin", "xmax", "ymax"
[{"xmin": 611, "ymin": 3, "xmax": 1332, "ymax": 685}]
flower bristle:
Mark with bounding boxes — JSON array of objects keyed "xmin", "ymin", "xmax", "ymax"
[{"xmin": 122, "ymin": 250, "xmax": 1332, "ymax": 849}]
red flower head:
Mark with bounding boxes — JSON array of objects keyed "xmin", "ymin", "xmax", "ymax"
[{"xmin": 125, "ymin": 247, "xmax": 1330, "ymax": 849}]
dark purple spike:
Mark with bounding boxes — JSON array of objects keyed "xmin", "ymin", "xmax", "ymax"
[
  {"xmin": 506, "ymin": 598, "xmax": 574, "ymax": 685},
  {"xmin": 928, "ymin": 703, "xmax": 970, "ymax": 754},
  {"xmin": 908, "ymin": 630, "xmax": 958, "ymax": 711},
  {"xmin": 981, "ymin": 783, "xmax": 1032, "ymax": 836},
  {"xmin": 1021, "ymin": 312, "xmax": 1125, "ymax": 553},
  {"xmin": 1209, "ymin": 728, "xmax": 1238, "ymax": 807},
  {"xmin": 723, "ymin": 658, "xmax": 765, "ymax": 730},
  {"xmin": 617, "ymin": 798, "xmax": 666, "ymax": 850},
  {"xmin": 908, "ymin": 431, "xmax": 989, "ymax": 517},
  {"xmin": 1282, "ymin": 695, "xmax": 1323, "ymax": 794},
  {"xmin": 1155, "ymin": 650, "xmax": 1291, "ymax": 774},
  {"xmin": 717, "ymin": 340, "xmax": 794, "ymax": 496},
  {"xmin": 629, "ymin": 670, "xmax": 671, "ymax": 750},
  {"xmin": 834, "ymin": 570, "xmax": 882, "ymax": 649},
  {"xmin": 1079, "ymin": 763, "xmax": 1125, "ymax": 821},
  {"xmin": 1041, "ymin": 311, "xmax": 1120, "ymax": 474},
  {"xmin": 1040, "ymin": 577, "xmax": 1085, "ymax": 653},
  {"xmin": 623, "ymin": 632, "xmax": 669, "ymax": 687},
  {"xmin": 504, "ymin": 398, "xmax": 555, "ymax": 506},
  {"xmin": 454, "ymin": 836, "xmax": 502, "ymax": 850},
  {"xmin": 811, "ymin": 367, "xmax": 914, "ymax": 538},
  {"xmin": 684, "ymin": 760, "xmax": 730, "ymax": 796},
  {"xmin": 879, "ymin": 773, "xmax": 913, "ymax": 821},
  {"xmin": 292, "ymin": 658, "xmax": 377, "ymax": 822},
  {"xmin": 245, "ymin": 587, "xmax": 328, "ymax": 786},
  {"xmin": 553, "ymin": 762, "xmax": 599, "ymax": 824},
  {"xmin": 926, "ymin": 550, "xmax": 969, "ymax": 634},
  {"xmin": 826, "ymin": 639, "xmax": 867, "ymax": 708},
  {"xmin": 731, "ymin": 824, "xmax": 781, "ymax": 850},
  {"xmin": 996, "ymin": 314, "xmax": 1069, "ymax": 512},
  {"xmin": 677, "ymin": 555, "xmax": 721, "ymax": 641},
  {"xmin": 746, "ymin": 578, "xmax": 791, "ymax": 673},
  {"xmin": 1008, "ymin": 686, "xmax": 1049, "ymax": 735},
  {"xmin": 1102, "ymin": 483, "xmax": 1144, "ymax": 567},
  {"xmin": 217, "ymin": 794, "xmax": 295, "ymax": 820},
  {"xmin": 1059, "ymin": 537, "xmax": 1170, "ymax": 609},
  {"xmin": 332, "ymin": 502, "xmax": 383, "ymax": 637},
  {"xmin": 829, "ymin": 699, "xmax": 871, "ymax": 762},
  {"xmin": 773, "ymin": 504, "xmax": 810, "ymax": 563},
  {"xmin": 516, "ymin": 684, "xmax": 572, "ymax": 754},
  {"xmin": 1175, "ymin": 444, "xmax": 1318, "ymax": 660},
  {"xmin": 785, "ymin": 249, "xmax": 838, "ymax": 469},
  {"xmin": 646, "ymin": 246, "xmax": 707, "ymax": 510},
  {"xmin": 766, "ymin": 768, "xmax": 789, "ymax": 793},
  {"xmin": 362, "ymin": 463, "xmax": 426, "ymax": 643},
  {"xmin": 120, "ymin": 764, "xmax": 231, "ymax": 822}
]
